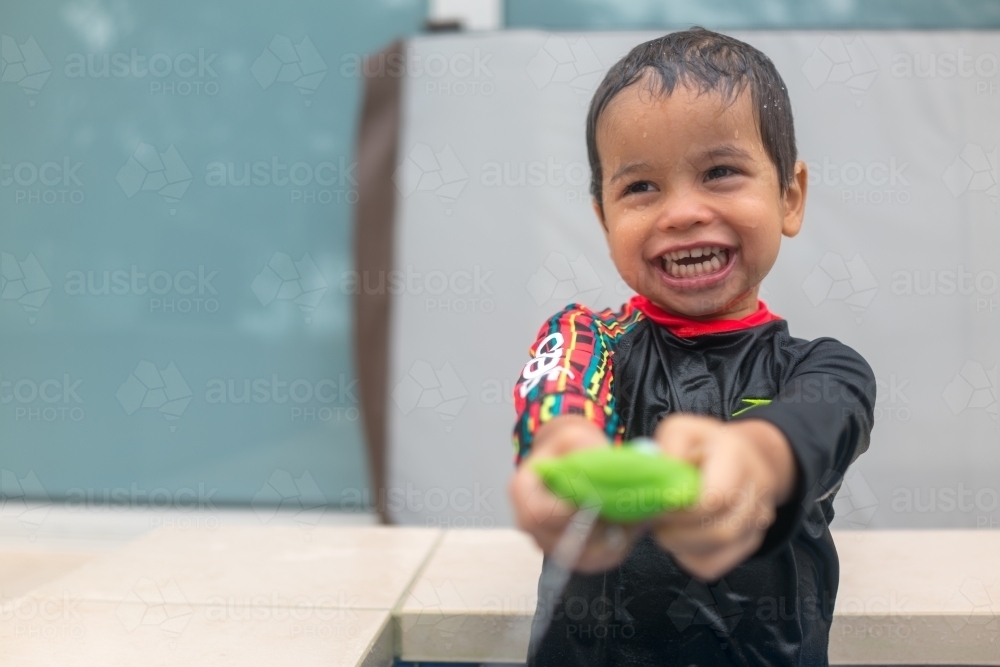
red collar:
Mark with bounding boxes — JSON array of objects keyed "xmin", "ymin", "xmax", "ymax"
[{"xmin": 630, "ymin": 295, "xmax": 782, "ymax": 337}]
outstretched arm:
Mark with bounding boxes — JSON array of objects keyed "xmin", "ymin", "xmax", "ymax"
[
  {"xmin": 512, "ymin": 305, "xmax": 623, "ymax": 464},
  {"xmin": 651, "ymin": 339, "xmax": 875, "ymax": 580},
  {"xmin": 509, "ymin": 305, "xmax": 643, "ymax": 572}
]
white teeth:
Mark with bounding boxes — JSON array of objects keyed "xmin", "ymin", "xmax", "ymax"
[
  {"xmin": 665, "ymin": 246, "xmax": 721, "ymax": 261},
  {"xmin": 660, "ymin": 246, "xmax": 730, "ymax": 278}
]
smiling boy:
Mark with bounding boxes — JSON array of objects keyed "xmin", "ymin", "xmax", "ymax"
[{"xmin": 509, "ymin": 29, "xmax": 876, "ymax": 666}]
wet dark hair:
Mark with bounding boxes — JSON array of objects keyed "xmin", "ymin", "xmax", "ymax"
[{"xmin": 586, "ymin": 27, "xmax": 796, "ymax": 210}]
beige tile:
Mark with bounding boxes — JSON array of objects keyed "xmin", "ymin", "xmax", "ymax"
[
  {"xmin": 835, "ymin": 530, "xmax": 1000, "ymax": 612},
  {"xmin": 829, "ymin": 614, "xmax": 1000, "ymax": 666},
  {"xmin": 0, "ymin": 551, "xmax": 98, "ymax": 599},
  {"xmin": 12, "ymin": 524, "xmax": 1000, "ymax": 665},
  {"xmin": 831, "ymin": 530, "xmax": 1000, "ymax": 665},
  {"xmin": 29, "ymin": 525, "xmax": 441, "ymax": 611},
  {"xmin": 396, "ymin": 528, "xmax": 542, "ymax": 663},
  {"xmin": 0, "ymin": 596, "xmax": 392, "ymax": 667}
]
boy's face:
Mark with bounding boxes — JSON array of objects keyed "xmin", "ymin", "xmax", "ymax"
[{"xmin": 594, "ymin": 77, "xmax": 808, "ymax": 319}]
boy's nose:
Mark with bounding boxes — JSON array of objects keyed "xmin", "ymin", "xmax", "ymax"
[{"xmin": 654, "ymin": 191, "xmax": 715, "ymax": 232}]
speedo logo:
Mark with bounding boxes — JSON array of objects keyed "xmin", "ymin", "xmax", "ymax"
[{"xmin": 732, "ymin": 398, "xmax": 771, "ymax": 417}]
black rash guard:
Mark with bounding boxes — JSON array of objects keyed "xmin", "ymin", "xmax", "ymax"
[{"xmin": 511, "ymin": 295, "xmax": 876, "ymax": 667}]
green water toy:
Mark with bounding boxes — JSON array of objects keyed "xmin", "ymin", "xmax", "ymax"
[{"xmin": 531, "ymin": 438, "xmax": 701, "ymax": 522}]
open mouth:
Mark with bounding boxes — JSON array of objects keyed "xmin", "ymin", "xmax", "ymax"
[{"xmin": 660, "ymin": 246, "xmax": 731, "ymax": 279}]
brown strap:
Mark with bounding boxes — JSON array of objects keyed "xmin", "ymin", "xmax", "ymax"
[{"xmin": 353, "ymin": 40, "xmax": 404, "ymax": 524}]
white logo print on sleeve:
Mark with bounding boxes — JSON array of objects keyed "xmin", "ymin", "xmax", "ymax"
[{"xmin": 518, "ymin": 332, "xmax": 575, "ymax": 398}]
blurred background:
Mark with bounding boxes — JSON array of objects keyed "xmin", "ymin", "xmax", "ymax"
[{"xmin": 2, "ymin": 0, "xmax": 1000, "ymax": 548}]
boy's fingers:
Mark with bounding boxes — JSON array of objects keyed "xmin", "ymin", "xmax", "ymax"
[
  {"xmin": 576, "ymin": 521, "xmax": 646, "ymax": 574},
  {"xmin": 653, "ymin": 479, "xmax": 769, "ymax": 553},
  {"xmin": 652, "ymin": 450, "xmax": 750, "ymax": 533},
  {"xmin": 697, "ymin": 448, "xmax": 751, "ymax": 515},
  {"xmin": 510, "ymin": 467, "xmax": 576, "ymax": 533},
  {"xmin": 653, "ymin": 414, "xmax": 716, "ymax": 464},
  {"xmin": 655, "ymin": 508, "xmax": 753, "ymax": 555},
  {"xmin": 651, "ymin": 506, "xmax": 709, "ymax": 532},
  {"xmin": 655, "ymin": 492, "xmax": 774, "ymax": 558},
  {"xmin": 531, "ymin": 415, "xmax": 610, "ymax": 460},
  {"xmin": 673, "ymin": 524, "xmax": 764, "ymax": 581}
]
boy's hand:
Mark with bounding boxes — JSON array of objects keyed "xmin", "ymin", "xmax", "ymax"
[
  {"xmin": 509, "ymin": 415, "xmax": 647, "ymax": 574},
  {"xmin": 651, "ymin": 413, "xmax": 796, "ymax": 581}
]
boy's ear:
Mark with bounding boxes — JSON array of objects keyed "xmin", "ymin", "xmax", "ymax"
[
  {"xmin": 592, "ymin": 197, "xmax": 609, "ymax": 237},
  {"xmin": 781, "ymin": 160, "xmax": 808, "ymax": 238}
]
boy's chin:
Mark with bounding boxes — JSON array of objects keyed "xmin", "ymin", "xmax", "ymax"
[{"xmin": 645, "ymin": 290, "xmax": 746, "ymax": 319}]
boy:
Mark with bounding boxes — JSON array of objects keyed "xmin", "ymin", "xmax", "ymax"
[{"xmin": 509, "ymin": 28, "xmax": 875, "ymax": 666}]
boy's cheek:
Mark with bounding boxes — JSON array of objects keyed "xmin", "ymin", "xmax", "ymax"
[{"xmin": 607, "ymin": 247, "xmax": 650, "ymax": 290}]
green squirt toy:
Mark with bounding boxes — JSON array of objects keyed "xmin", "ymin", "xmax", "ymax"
[{"xmin": 531, "ymin": 438, "xmax": 701, "ymax": 522}]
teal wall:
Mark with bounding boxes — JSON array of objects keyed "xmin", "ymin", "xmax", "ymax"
[
  {"xmin": 507, "ymin": 0, "xmax": 1000, "ymax": 29},
  {"xmin": 1, "ymin": 1, "xmax": 425, "ymax": 508}
]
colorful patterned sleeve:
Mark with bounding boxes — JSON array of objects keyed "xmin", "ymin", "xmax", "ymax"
[{"xmin": 511, "ymin": 303, "xmax": 624, "ymax": 465}]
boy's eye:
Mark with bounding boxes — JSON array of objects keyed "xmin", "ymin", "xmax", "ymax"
[
  {"xmin": 624, "ymin": 181, "xmax": 654, "ymax": 195},
  {"xmin": 705, "ymin": 165, "xmax": 738, "ymax": 181}
]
